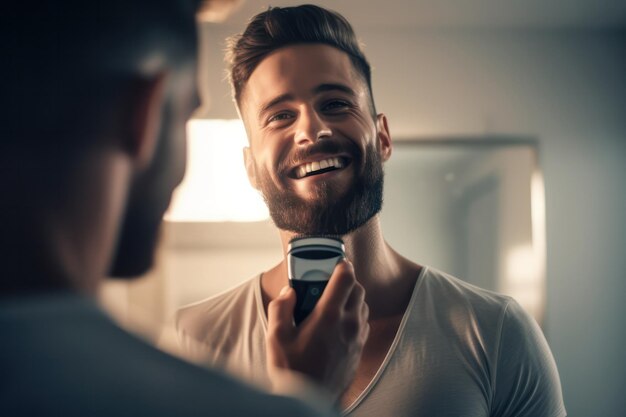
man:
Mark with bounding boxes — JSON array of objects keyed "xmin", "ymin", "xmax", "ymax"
[
  {"xmin": 176, "ymin": 5, "xmax": 567, "ymax": 417},
  {"xmin": 0, "ymin": 1, "xmax": 369, "ymax": 416}
]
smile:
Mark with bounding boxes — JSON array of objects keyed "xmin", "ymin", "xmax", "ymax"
[{"xmin": 294, "ymin": 157, "xmax": 346, "ymax": 179}]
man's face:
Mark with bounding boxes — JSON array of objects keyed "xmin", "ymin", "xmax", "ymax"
[
  {"xmin": 109, "ymin": 64, "xmax": 198, "ymax": 277},
  {"xmin": 241, "ymin": 44, "xmax": 391, "ymax": 236}
]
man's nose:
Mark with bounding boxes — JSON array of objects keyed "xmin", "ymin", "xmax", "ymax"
[{"xmin": 294, "ymin": 107, "xmax": 332, "ymax": 146}]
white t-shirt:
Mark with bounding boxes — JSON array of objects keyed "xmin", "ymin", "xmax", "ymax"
[{"xmin": 176, "ymin": 267, "xmax": 566, "ymax": 417}]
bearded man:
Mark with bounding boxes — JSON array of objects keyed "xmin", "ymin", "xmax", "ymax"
[{"xmin": 177, "ymin": 5, "xmax": 566, "ymax": 417}]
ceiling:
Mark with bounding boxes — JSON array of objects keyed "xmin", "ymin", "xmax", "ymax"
[{"xmin": 216, "ymin": 0, "xmax": 626, "ymax": 30}]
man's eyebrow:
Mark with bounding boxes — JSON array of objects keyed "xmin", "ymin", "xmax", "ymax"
[
  {"xmin": 258, "ymin": 93, "xmax": 294, "ymax": 121},
  {"xmin": 314, "ymin": 83, "xmax": 357, "ymax": 97}
]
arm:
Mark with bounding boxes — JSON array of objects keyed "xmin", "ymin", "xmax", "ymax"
[{"xmin": 491, "ymin": 300, "xmax": 567, "ymax": 417}]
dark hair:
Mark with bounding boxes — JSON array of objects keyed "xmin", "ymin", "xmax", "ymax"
[
  {"xmin": 227, "ymin": 4, "xmax": 376, "ymax": 115},
  {"xmin": 0, "ymin": 0, "xmax": 200, "ymax": 231},
  {"xmin": 1, "ymin": 0, "xmax": 199, "ymax": 148}
]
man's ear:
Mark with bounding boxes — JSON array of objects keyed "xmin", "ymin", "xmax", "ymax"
[
  {"xmin": 243, "ymin": 146, "xmax": 259, "ymax": 190},
  {"xmin": 376, "ymin": 113, "xmax": 392, "ymax": 162},
  {"xmin": 123, "ymin": 72, "xmax": 169, "ymax": 170}
]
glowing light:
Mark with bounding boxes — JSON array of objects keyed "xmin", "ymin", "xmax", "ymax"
[
  {"xmin": 530, "ymin": 169, "xmax": 547, "ymax": 290},
  {"xmin": 505, "ymin": 244, "xmax": 542, "ymax": 319},
  {"xmin": 504, "ymin": 169, "xmax": 547, "ymax": 321},
  {"xmin": 506, "ymin": 244, "xmax": 538, "ymax": 286},
  {"xmin": 165, "ymin": 119, "xmax": 269, "ymax": 222}
]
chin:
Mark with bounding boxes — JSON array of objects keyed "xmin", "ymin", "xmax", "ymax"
[
  {"xmin": 108, "ymin": 209, "xmax": 162, "ymax": 279},
  {"xmin": 108, "ymin": 244, "xmax": 156, "ymax": 279}
]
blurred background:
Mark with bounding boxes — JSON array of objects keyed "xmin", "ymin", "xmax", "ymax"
[{"xmin": 99, "ymin": 1, "xmax": 626, "ymax": 416}]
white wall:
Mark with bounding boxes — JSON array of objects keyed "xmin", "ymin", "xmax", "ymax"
[
  {"xmin": 381, "ymin": 146, "xmax": 458, "ymax": 273},
  {"xmin": 199, "ymin": 25, "xmax": 626, "ymax": 417}
]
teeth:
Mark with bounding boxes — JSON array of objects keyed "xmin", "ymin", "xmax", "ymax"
[{"xmin": 295, "ymin": 157, "xmax": 344, "ymax": 179}]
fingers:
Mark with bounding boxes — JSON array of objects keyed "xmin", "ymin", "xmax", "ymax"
[
  {"xmin": 359, "ymin": 302, "xmax": 370, "ymax": 344},
  {"xmin": 344, "ymin": 277, "xmax": 365, "ymax": 312},
  {"xmin": 314, "ymin": 259, "xmax": 370, "ymax": 345},
  {"xmin": 267, "ymin": 286, "xmax": 296, "ymax": 344},
  {"xmin": 316, "ymin": 259, "xmax": 356, "ymax": 314},
  {"xmin": 339, "ymin": 280, "xmax": 368, "ymax": 342},
  {"xmin": 339, "ymin": 275, "xmax": 366, "ymax": 338}
]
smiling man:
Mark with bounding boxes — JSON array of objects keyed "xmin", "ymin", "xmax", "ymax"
[
  {"xmin": 241, "ymin": 43, "xmax": 387, "ymax": 237},
  {"xmin": 176, "ymin": 5, "xmax": 566, "ymax": 417}
]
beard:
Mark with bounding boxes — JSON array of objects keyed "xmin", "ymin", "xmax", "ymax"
[{"xmin": 255, "ymin": 141, "xmax": 384, "ymax": 236}]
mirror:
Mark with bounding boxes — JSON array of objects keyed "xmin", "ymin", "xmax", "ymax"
[{"xmin": 381, "ymin": 138, "xmax": 546, "ymax": 324}]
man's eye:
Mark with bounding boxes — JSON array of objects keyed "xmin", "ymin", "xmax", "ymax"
[
  {"xmin": 322, "ymin": 100, "xmax": 350, "ymax": 112},
  {"xmin": 268, "ymin": 112, "xmax": 293, "ymax": 123}
]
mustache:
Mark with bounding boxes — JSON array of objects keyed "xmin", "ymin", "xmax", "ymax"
[{"xmin": 278, "ymin": 140, "xmax": 360, "ymax": 174}]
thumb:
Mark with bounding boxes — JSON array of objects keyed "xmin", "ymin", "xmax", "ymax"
[{"xmin": 267, "ymin": 286, "xmax": 296, "ymax": 342}]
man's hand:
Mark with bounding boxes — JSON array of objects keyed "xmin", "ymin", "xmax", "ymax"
[{"xmin": 266, "ymin": 259, "xmax": 369, "ymax": 403}]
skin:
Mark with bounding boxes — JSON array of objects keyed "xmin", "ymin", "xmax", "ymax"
[
  {"xmin": 240, "ymin": 44, "xmax": 424, "ymax": 407},
  {"xmin": 241, "ymin": 44, "xmax": 385, "ymax": 201}
]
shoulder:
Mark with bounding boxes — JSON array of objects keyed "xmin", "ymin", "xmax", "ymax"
[
  {"xmin": 419, "ymin": 269, "xmax": 550, "ymax": 358},
  {"xmin": 409, "ymin": 267, "xmax": 516, "ymax": 357},
  {"xmin": 422, "ymin": 269, "xmax": 568, "ymax": 417},
  {"xmin": 1, "ymin": 294, "xmax": 329, "ymax": 417},
  {"xmin": 496, "ymin": 299, "xmax": 558, "ymax": 373},
  {"xmin": 176, "ymin": 276, "xmax": 260, "ymax": 345},
  {"xmin": 419, "ymin": 266, "xmax": 513, "ymax": 316},
  {"xmin": 491, "ymin": 299, "xmax": 566, "ymax": 416},
  {"xmin": 143, "ymin": 352, "xmax": 328, "ymax": 417}
]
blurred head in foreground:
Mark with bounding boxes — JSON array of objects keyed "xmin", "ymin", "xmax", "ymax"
[{"xmin": 0, "ymin": 0, "xmax": 200, "ymax": 295}]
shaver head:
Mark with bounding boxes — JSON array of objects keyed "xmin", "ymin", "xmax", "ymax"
[{"xmin": 287, "ymin": 236, "xmax": 345, "ymax": 281}]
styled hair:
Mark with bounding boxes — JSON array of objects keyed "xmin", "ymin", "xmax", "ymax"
[{"xmin": 226, "ymin": 4, "xmax": 376, "ymax": 115}]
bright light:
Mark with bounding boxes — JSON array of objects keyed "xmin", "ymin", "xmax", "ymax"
[
  {"xmin": 502, "ymin": 169, "xmax": 547, "ymax": 322},
  {"xmin": 506, "ymin": 244, "xmax": 539, "ymax": 287},
  {"xmin": 165, "ymin": 119, "xmax": 269, "ymax": 222},
  {"xmin": 530, "ymin": 169, "xmax": 547, "ymax": 290},
  {"xmin": 505, "ymin": 244, "xmax": 542, "ymax": 320}
]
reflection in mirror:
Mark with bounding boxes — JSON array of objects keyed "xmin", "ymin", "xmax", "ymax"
[{"xmin": 381, "ymin": 139, "xmax": 546, "ymax": 325}]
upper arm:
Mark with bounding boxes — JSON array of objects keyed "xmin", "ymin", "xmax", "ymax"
[{"xmin": 491, "ymin": 300, "xmax": 567, "ymax": 417}]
